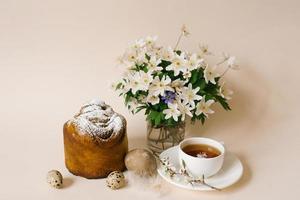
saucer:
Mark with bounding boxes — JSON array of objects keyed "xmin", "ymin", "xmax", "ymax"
[{"xmin": 157, "ymin": 146, "xmax": 243, "ymax": 191}]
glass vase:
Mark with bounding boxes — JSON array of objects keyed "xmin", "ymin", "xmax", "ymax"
[{"xmin": 146, "ymin": 121, "xmax": 185, "ymax": 156}]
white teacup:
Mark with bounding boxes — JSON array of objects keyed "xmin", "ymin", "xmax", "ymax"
[{"xmin": 178, "ymin": 137, "xmax": 225, "ymax": 178}]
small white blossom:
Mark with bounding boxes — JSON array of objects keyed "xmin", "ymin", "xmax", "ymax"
[
  {"xmin": 179, "ymin": 168, "xmax": 186, "ymax": 174},
  {"xmin": 145, "ymin": 36, "xmax": 158, "ymax": 48},
  {"xmin": 161, "ymin": 157, "xmax": 177, "ymax": 171},
  {"xmin": 220, "ymin": 53, "xmax": 239, "ymax": 70},
  {"xmin": 181, "ymin": 24, "xmax": 190, "ymax": 36},
  {"xmin": 171, "ymin": 79, "xmax": 187, "ymax": 93},
  {"xmin": 160, "ymin": 157, "xmax": 169, "ymax": 164},
  {"xmin": 198, "ymin": 44, "xmax": 213, "ymax": 57},
  {"xmin": 135, "ymin": 48, "xmax": 148, "ymax": 65},
  {"xmin": 146, "ymin": 94, "xmax": 160, "ymax": 105},
  {"xmin": 123, "ymin": 49, "xmax": 138, "ymax": 63},
  {"xmin": 181, "ymin": 83, "xmax": 202, "ymax": 108},
  {"xmin": 161, "ymin": 46, "xmax": 175, "ymax": 61},
  {"xmin": 126, "ymin": 71, "xmax": 152, "ymax": 94},
  {"xmin": 178, "ymin": 101, "xmax": 193, "ymax": 121},
  {"xmin": 182, "ymin": 71, "xmax": 192, "ymax": 79},
  {"xmin": 227, "ymin": 56, "xmax": 239, "ymax": 69},
  {"xmin": 132, "ymin": 38, "xmax": 145, "ymax": 50},
  {"xmin": 147, "ymin": 56, "xmax": 163, "ymax": 73},
  {"xmin": 149, "ymin": 75, "xmax": 174, "ymax": 96},
  {"xmin": 166, "ymin": 53, "xmax": 187, "ymax": 76},
  {"xmin": 149, "ymin": 46, "xmax": 162, "ymax": 58},
  {"xmin": 163, "ymin": 103, "xmax": 181, "ymax": 121},
  {"xmin": 195, "ymin": 97, "xmax": 215, "ymax": 117},
  {"xmin": 219, "ymin": 83, "xmax": 233, "ymax": 100},
  {"xmin": 138, "ymin": 94, "xmax": 147, "ymax": 104},
  {"xmin": 187, "ymin": 53, "xmax": 203, "ymax": 70},
  {"xmin": 127, "ymin": 73, "xmax": 142, "ymax": 94},
  {"xmin": 204, "ymin": 65, "xmax": 219, "ymax": 84},
  {"xmin": 138, "ymin": 71, "xmax": 153, "ymax": 90}
]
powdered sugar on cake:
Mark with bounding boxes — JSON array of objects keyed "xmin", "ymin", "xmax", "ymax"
[{"xmin": 71, "ymin": 99, "xmax": 125, "ymax": 139}]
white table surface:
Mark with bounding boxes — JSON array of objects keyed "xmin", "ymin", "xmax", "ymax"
[{"xmin": 1, "ymin": 0, "xmax": 300, "ymax": 199}]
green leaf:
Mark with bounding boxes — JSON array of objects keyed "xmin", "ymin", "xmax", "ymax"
[
  {"xmin": 205, "ymin": 94, "xmax": 215, "ymax": 100},
  {"xmin": 190, "ymin": 70, "xmax": 199, "ymax": 84},
  {"xmin": 145, "ymin": 107, "xmax": 151, "ymax": 115},
  {"xmin": 200, "ymin": 115, "xmax": 206, "ymax": 124},
  {"xmin": 135, "ymin": 105, "xmax": 147, "ymax": 114},
  {"xmin": 215, "ymin": 96, "xmax": 231, "ymax": 110},
  {"xmin": 148, "ymin": 110, "xmax": 159, "ymax": 120},
  {"xmin": 158, "ymin": 60, "xmax": 172, "ymax": 68},
  {"xmin": 115, "ymin": 82, "xmax": 122, "ymax": 90},
  {"xmin": 154, "ymin": 112, "xmax": 163, "ymax": 126},
  {"xmin": 199, "ymin": 79, "xmax": 206, "ymax": 90},
  {"xmin": 125, "ymin": 94, "xmax": 131, "ymax": 104},
  {"xmin": 204, "ymin": 83, "xmax": 219, "ymax": 95},
  {"xmin": 175, "ymin": 50, "xmax": 181, "ymax": 55},
  {"xmin": 182, "ymin": 159, "xmax": 186, "ymax": 168},
  {"xmin": 145, "ymin": 53, "xmax": 151, "ymax": 61}
]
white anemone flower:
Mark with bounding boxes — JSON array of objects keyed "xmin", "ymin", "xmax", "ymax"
[
  {"xmin": 132, "ymin": 38, "xmax": 145, "ymax": 50},
  {"xmin": 182, "ymin": 71, "xmax": 192, "ymax": 79},
  {"xmin": 227, "ymin": 56, "xmax": 239, "ymax": 70},
  {"xmin": 145, "ymin": 36, "xmax": 158, "ymax": 48},
  {"xmin": 149, "ymin": 75, "xmax": 174, "ymax": 96},
  {"xmin": 195, "ymin": 97, "xmax": 215, "ymax": 117},
  {"xmin": 166, "ymin": 53, "xmax": 187, "ymax": 76},
  {"xmin": 163, "ymin": 103, "xmax": 181, "ymax": 121},
  {"xmin": 171, "ymin": 78, "xmax": 187, "ymax": 93},
  {"xmin": 139, "ymin": 71, "xmax": 153, "ymax": 91},
  {"xmin": 138, "ymin": 94, "xmax": 147, "ymax": 104},
  {"xmin": 178, "ymin": 101, "xmax": 193, "ymax": 121},
  {"xmin": 126, "ymin": 71, "xmax": 152, "ymax": 94},
  {"xmin": 188, "ymin": 53, "xmax": 204, "ymax": 70},
  {"xmin": 181, "ymin": 24, "xmax": 190, "ymax": 36},
  {"xmin": 181, "ymin": 83, "xmax": 202, "ymax": 108},
  {"xmin": 149, "ymin": 46, "xmax": 162, "ymax": 58},
  {"xmin": 123, "ymin": 49, "xmax": 138, "ymax": 63},
  {"xmin": 221, "ymin": 53, "xmax": 239, "ymax": 70},
  {"xmin": 146, "ymin": 93, "xmax": 160, "ymax": 105},
  {"xmin": 219, "ymin": 83, "xmax": 233, "ymax": 100},
  {"xmin": 127, "ymin": 73, "xmax": 142, "ymax": 94},
  {"xmin": 161, "ymin": 47, "xmax": 175, "ymax": 61},
  {"xmin": 136, "ymin": 50, "xmax": 148, "ymax": 65},
  {"xmin": 204, "ymin": 65, "xmax": 219, "ymax": 84},
  {"xmin": 147, "ymin": 56, "xmax": 163, "ymax": 73},
  {"xmin": 198, "ymin": 44, "xmax": 213, "ymax": 56}
]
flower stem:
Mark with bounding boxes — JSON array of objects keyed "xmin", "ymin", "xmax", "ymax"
[
  {"xmin": 174, "ymin": 32, "xmax": 183, "ymax": 50},
  {"xmin": 220, "ymin": 66, "xmax": 230, "ymax": 77}
]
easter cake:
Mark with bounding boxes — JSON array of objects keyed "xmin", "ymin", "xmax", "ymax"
[{"xmin": 63, "ymin": 99, "xmax": 128, "ymax": 179}]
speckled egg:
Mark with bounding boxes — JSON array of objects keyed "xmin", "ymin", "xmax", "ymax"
[
  {"xmin": 46, "ymin": 170, "xmax": 63, "ymax": 189},
  {"xmin": 125, "ymin": 148, "xmax": 157, "ymax": 176},
  {"xmin": 106, "ymin": 171, "xmax": 125, "ymax": 190}
]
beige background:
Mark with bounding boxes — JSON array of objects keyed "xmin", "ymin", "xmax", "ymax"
[{"xmin": 1, "ymin": 0, "xmax": 300, "ymax": 199}]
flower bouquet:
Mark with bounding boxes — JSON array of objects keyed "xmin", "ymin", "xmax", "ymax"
[{"xmin": 113, "ymin": 26, "xmax": 237, "ymax": 155}]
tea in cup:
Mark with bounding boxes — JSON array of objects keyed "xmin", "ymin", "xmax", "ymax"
[{"xmin": 178, "ymin": 137, "xmax": 225, "ymax": 178}]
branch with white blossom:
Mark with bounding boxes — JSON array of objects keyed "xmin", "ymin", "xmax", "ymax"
[{"xmin": 159, "ymin": 157, "xmax": 221, "ymax": 191}]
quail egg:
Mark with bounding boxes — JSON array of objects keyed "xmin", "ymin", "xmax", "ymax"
[
  {"xmin": 46, "ymin": 170, "xmax": 63, "ymax": 189},
  {"xmin": 106, "ymin": 171, "xmax": 125, "ymax": 190}
]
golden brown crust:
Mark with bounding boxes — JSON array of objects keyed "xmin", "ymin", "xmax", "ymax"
[{"xmin": 63, "ymin": 118, "xmax": 128, "ymax": 179}]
